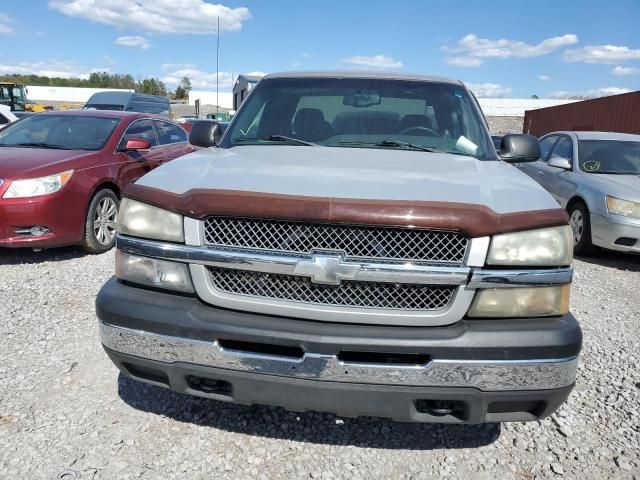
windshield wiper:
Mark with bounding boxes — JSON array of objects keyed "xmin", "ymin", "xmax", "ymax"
[
  {"xmin": 234, "ymin": 135, "xmax": 317, "ymax": 146},
  {"xmin": 5, "ymin": 142, "xmax": 72, "ymax": 150},
  {"xmin": 589, "ymin": 170, "xmax": 638, "ymax": 175},
  {"xmin": 338, "ymin": 140, "xmax": 435, "ymax": 152}
]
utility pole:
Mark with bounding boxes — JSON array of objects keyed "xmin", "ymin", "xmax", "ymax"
[{"xmin": 216, "ymin": 16, "xmax": 219, "ymax": 119}]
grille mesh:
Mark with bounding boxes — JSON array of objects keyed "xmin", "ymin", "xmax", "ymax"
[
  {"xmin": 207, "ymin": 267, "xmax": 455, "ymax": 311},
  {"xmin": 203, "ymin": 217, "xmax": 468, "ymax": 264}
]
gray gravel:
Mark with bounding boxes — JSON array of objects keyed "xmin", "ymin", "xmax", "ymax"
[{"xmin": 0, "ymin": 247, "xmax": 638, "ymax": 479}]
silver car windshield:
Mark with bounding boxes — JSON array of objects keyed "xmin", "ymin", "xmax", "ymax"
[
  {"xmin": 225, "ymin": 77, "xmax": 491, "ymax": 159},
  {"xmin": 579, "ymin": 140, "xmax": 640, "ymax": 175}
]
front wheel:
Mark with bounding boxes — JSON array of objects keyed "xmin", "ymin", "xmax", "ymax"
[
  {"xmin": 82, "ymin": 189, "xmax": 119, "ymax": 253},
  {"xmin": 568, "ymin": 202, "xmax": 596, "ymax": 256}
]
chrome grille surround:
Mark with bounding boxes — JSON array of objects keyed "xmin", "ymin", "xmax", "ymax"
[
  {"xmin": 203, "ymin": 217, "xmax": 469, "ymax": 264},
  {"xmin": 207, "ymin": 267, "xmax": 456, "ymax": 311}
]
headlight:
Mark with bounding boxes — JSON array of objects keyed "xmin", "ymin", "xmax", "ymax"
[
  {"xmin": 606, "ymin": 196, "xmax": 640, "ymax": 220},
  {"xmin": 118, "ymin": 198, "xmax": 184, "ymax": 242},
  {"xmin": 468, "ymin": 285, "xmax": 570, "ymax": 318},
  {"xmin": 115, "ymin": 250, "xmax": 194, "ymax": 293},
  {"xmin": 487, "ymin": 226, "xmax": 572, "ymax": 266},
  {"xmin": 3, "ymin": 170, "xmax": 73, "ymax": 198}
]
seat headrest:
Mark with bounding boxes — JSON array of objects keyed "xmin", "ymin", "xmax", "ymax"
[{"xmin": 400, "ymin": 114, "xmax": 433, "ymax": 131}]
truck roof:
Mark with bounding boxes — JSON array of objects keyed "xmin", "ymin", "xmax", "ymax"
[
  {"xmin": 263, "ymin": 71, "xmax": 462, "ymax": 85},
  {"xmin": 85, "ymin": 91, "xmax": 168, "ymax": 104}
]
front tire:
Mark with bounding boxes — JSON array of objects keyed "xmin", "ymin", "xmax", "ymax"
[
  {"xmin": 82, "ymin": 189, "xmax": 119, "ymax": 253},
  {"xmin": 568, "ymin": 202, "xmax": 596, "ymax": 256}
]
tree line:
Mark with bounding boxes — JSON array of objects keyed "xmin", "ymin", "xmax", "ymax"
[{"xmin": 0, "ymin": 72, "xmax": 194, "ymax": 99}]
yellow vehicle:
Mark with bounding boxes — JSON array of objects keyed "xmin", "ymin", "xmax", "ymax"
[{"xmin": 0, "ymin": 82, "xmax": 47, "ymax": 112}]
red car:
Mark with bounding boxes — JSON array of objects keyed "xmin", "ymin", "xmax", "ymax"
[{"xmin": 0, "ymin": 110, "xmax": 193, "ymax": 252}]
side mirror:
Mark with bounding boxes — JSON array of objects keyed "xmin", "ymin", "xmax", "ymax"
[
  {"xmin": 548, "ymin": 156, "xmax": 572, "ymax": 170},
  {"xmin": 189, "ymin": 120, "xmax": 222, "ymax": 148},
  {"xmin": 498, "ymin": 134, "xmax": 541, "ymax": 163},
  {"xmin": 121, "ymin": 138, "xmax": 151, "ymax": 151}
]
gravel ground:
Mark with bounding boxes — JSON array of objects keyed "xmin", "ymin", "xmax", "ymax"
[{"xmin": 0, "ymin": 247, "xmax": 638, "ymax": 480}]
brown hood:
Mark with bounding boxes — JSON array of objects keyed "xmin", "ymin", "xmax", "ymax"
[{"xmin": 124, "ymin": 183, "xmax": 569, "ymax": 238}]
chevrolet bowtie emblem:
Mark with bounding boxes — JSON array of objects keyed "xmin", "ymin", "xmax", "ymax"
[{"xmin": 293, "ymin": 253, "xmax": 361, "ymax": 285}]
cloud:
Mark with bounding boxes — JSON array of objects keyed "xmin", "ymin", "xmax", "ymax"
[
  {"xmin": 611, "ymin": 65, "xmax": 640, "ymax": 76},
  {"xmin": 538, "ymin": 74, "xmax": 551, "ymax": 81},
  {"xmin": 245, "ymin": 71, "xmax": 266, "ymax": 77},
  {"xmin": 564, "ymin": 44, "xmax": 640, "ymax": 64},
  {"xmin": 49, "ymin": 0, "xmax": 251, "ymax": 34},
  {"xmin": 446, "ymin": 33, "xmax": 578, "ymax": 67},
  {"xmin": 548, "ymin": 86, "xmax": 632, "ymax": 98},
  {"xmin": 465, "ymin": 82, "xmax": 512, "ymax": 97},
  {"xmin": 161, "ymin": 66, "xmax": 234, "ymax": 89},
  {"xmin": 0, "ymin": 13, "xmax": 14, "ymax": 34},
  {"xmin": 0, "ymin": 59, "xmax": 109, "ymax": 79},
  {"xmin": 115, "ymin": 35, "xmax": 150, "ymax": 49},
  {"xmin": 341, "ymin": 54, "xmax": 403, "ymax": 69}
]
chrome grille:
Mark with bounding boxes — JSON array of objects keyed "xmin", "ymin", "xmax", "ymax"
[
  {"xmin": 203, "ymin": 217, "xmax": 468, "ymax": 264},
  {"xmin": 207, "ymin": 267, "xmax": 456, "ymax": 311}
]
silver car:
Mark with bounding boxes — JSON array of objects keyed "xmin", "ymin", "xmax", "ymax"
[{"xmin": 517, "ymin": 131, "xmax": 640, "ymax": 255}]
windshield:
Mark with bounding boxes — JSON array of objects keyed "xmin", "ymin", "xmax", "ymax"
[
  {"xmin": 224, "ymin": 77, "xmax": 492, "ymax": 159},
  {"xmin": 0, "ymin": 85, "xmax": 26, "ymax": 111},
  {"xmin": 0, "ymin": 115, "xmax": 121, "ymax": 150},
  {"xmin": 579, "ymin": 140, "xmax": 640, "ymax": 174}
]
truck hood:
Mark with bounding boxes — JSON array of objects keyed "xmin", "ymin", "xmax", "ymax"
[{"xmin": 137, "ymin": 145, "xmax": 559, "ymax": 214}]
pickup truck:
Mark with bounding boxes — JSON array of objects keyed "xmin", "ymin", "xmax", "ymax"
[{"xmin": 96, "ymin": 72, "xmax": 581, "ymax": 423}]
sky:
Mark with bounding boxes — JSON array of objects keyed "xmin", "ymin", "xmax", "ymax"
[{"xmin": 0, "ymin": 0, "xmax": 639, "ymax": 98}]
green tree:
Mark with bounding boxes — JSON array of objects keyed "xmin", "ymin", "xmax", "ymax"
[
  {"xmin": 174, "ymin": 85, "xmax": 186, "ymax": 99},
  {"xmin": 180, "ymin": 76, "xmax": 192, "ymax": 93}
]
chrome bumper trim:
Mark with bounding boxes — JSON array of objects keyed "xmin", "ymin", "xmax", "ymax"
[
  {"xmin": 117, "ymin": 235, "xmax": 470, "ymax": 286},
  {"xmin": 468, "ymin": 268, "xmax": 573, "ymax": 288},
  {"xmin": 117, "ymin": 235, "xmax": 572, "ymax": 288},
  {"xmin": 100, "ymin": 323, "xmax": 579, "ymax": 391}
]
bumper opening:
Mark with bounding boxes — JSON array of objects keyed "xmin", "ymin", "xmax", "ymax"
[
  {"xmin": 614, "ymin": 237, "xmax": 637, "ymax": 247},
  {"xmin": 187, "ymin": 376, "xmax": 233, "ymax": 397},
  {"xmin": 338, "ymin": 351, "xmax": 431, "ymax": 367},
  {"xmin": 218, "ymin": 338, "xmax": 304, "ymax": 360},
  {"xmin": 122, "ymin": 362, "xmax": 169, "ymax": 387},
  {"xmin": 414, "ymin": 399, "xmax": 467, "ymax": 421}
]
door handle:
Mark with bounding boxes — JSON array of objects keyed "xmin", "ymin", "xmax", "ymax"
[{"xmin": 537, "ymin": 171, "xmax": 545, "ymax": 177}]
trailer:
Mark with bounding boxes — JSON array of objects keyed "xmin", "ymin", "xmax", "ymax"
[{"xmin": 523, "ymin": 91, "xmax": 640, "ymax": 137}]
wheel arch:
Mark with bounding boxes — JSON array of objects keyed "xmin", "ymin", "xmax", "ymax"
[{"xmin": 565, "ymin": 195, "xmax": 588, "ymax": 214}]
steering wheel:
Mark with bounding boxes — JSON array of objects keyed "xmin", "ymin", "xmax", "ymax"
[{"xmin": 399, "ymin": 126, "xmax": 440, "ymax": 137}]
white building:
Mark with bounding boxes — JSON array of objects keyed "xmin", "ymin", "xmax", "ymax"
[
  {"xmin": 187, "ymin": 90, "xmax": 234, "ymax": 110},
  {"xmin": 476, "ymin": 98, "xmax": 576, "ymax": 117},
  {"xmin": 27, "ymin": 86, "xmax": 134, "ymax": 103}
]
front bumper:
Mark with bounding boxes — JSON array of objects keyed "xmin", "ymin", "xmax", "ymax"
[
  {"xmin": 591, "ymin": 213, "xmax": 640, "ymax": 253},
  {"xmin": 97, "ymin": 278, "xmax": 581, "ymax": 423},
  {"xmin": 0, "ymin": 192, "xmax": 84, "ymax": 248}
]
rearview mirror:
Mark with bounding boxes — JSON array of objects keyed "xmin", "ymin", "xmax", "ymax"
[
  {"xmin": 122, "ymin": 138, "xmax": 151, "ymax": 151},
  {"xmin": 189, "ymin": 120, "xmax": 222, "ymax": 148},
  {"xmin": 548, "ymin": 156, "xmax": 572, "ymax": 170},
  {"xmin": 498, "ymin": 134, "xmax": 541, "ymax": 163},
  {"xmin": 343, "ymin": 91, "xmax": 381, "ymax": 108}
]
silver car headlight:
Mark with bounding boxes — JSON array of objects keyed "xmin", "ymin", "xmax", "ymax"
[
  {"xmin": 3, "ymin": 170, "xmax": 74, "ymax": 198},
  {"xmin": 487, "ymin": 226, "xmax": 573, "ymax": 266},
  {"xmin": 606, "ymin": 196, "xmax": 640, "ymax": 220},
  {"xmin": 117, "ymin": 198, "xmax": 184, "ymax": 242},
  {"xmin": 116, "ymin": 250, "xmax": 194, "ymax": 293}
]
